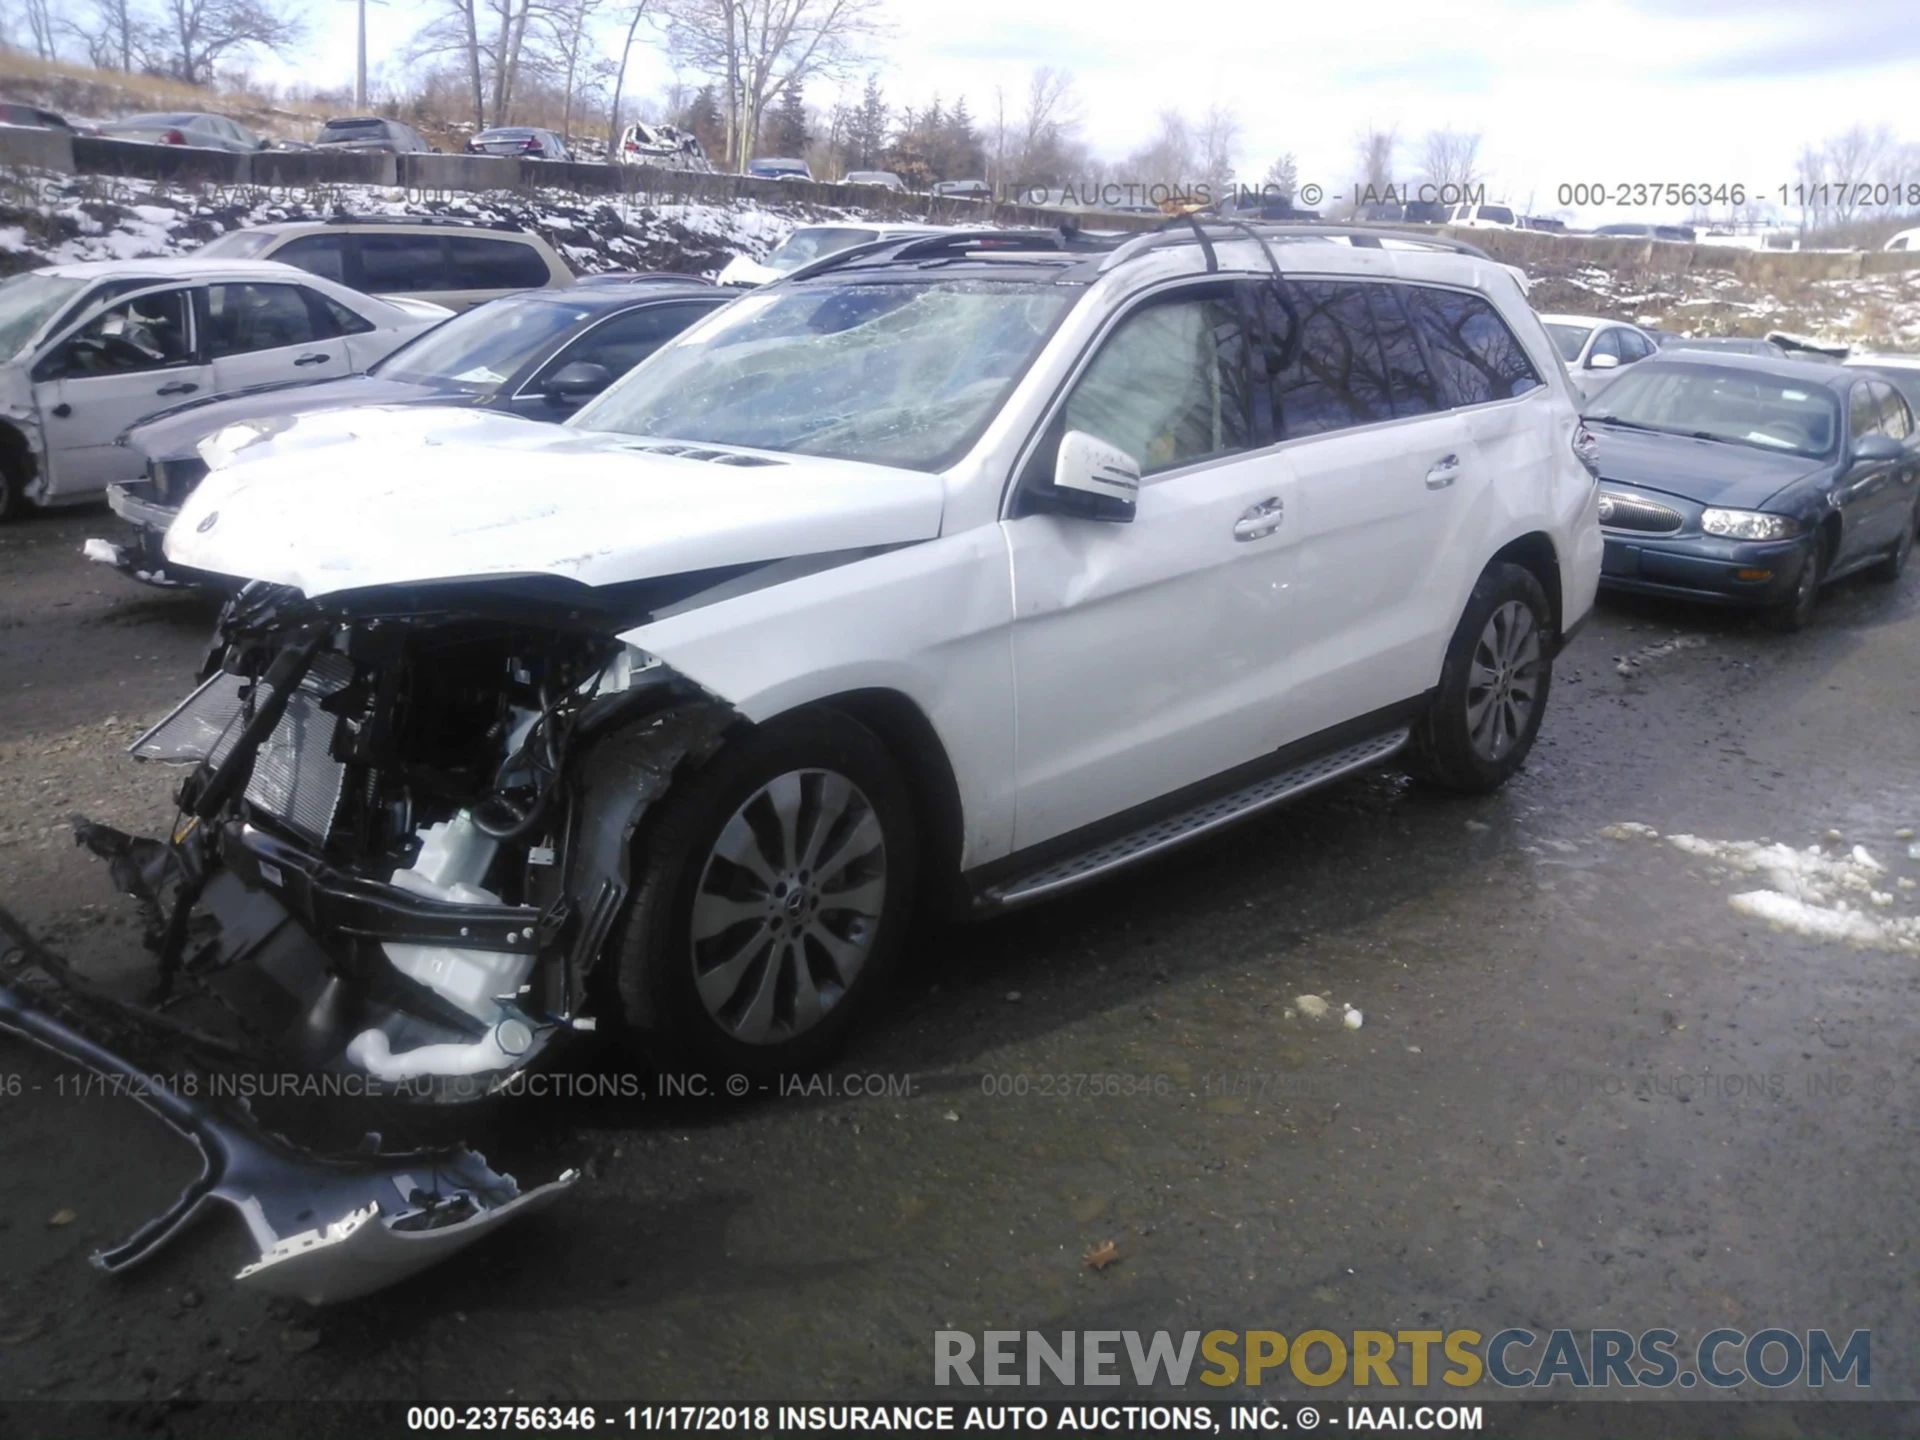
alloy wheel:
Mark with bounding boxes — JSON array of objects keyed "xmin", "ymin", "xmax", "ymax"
[
  {"xmin": 1465, "ymin": 600, "xmax": 1542, "ymax": 762},
  {"xmin": 688, "ymin": 768, "xmax": 888, "ymax": 1045}
]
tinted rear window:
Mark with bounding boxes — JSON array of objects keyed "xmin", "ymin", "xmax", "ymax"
[
  {"xmin": 1267, "ymin": 280, "xmax": 1393, "ymax": 438},
  {"xmin": 360, "ymin": 233, "xmax": 446, "ymax": 290},
  {"xmin": 1405, "ymin": 286, "xmax": 1543, "ymax": 407},
  {"xmin": 271, "ymin": 233, "xmax": 348, "ymax": 283},
  {"xmin": 321, "ymin": 118, "xmax": 388, "ymax": 132},
  {"xmin": 447, "ymin": 236, "xmax": 551, "ymax": 290}
]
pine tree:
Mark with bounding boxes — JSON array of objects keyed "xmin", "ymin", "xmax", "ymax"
[
  {"xmin": 853, "ymin": 73, "xmax": 888, "ymax": 169},
  {"xmin": 682, "ymin": 85, "xmax": 724, "ymax": 162},
  {"xmin": 764, "ymin": 83, "xmax": 809, "ymax": 157}
]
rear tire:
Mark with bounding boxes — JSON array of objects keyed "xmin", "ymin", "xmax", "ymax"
[
  {"xmin": 1762, "ymin": 538, "xmax": 1825, "ymax": 631},
  {"xmin": 609, "ymin": 708, "xmax": 919, "ymax": 1079},
  {"xmin": 1409, "ymin": 562, "xmax": 1554, "ymax": 794},
  {"xmin": 1867, "ymin": 504, "xmax": 1917, "ymax": 585}
]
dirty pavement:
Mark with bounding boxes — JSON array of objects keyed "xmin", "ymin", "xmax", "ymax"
[{"xmin": 2, "ymin": 505, "xmax": 1917, "ymax": 1406}]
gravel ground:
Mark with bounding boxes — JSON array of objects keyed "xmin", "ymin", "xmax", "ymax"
[{"xmin": 2, "ymin": 501, "xmax": 1919, "ymax": 1415}]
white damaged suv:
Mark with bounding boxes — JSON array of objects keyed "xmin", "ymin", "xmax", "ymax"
[{"xmin": 95, "ymin": 225, "xmax": 1601, "ymax": 1087}]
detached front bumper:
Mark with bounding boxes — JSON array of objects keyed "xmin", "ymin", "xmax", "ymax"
[
  {"xmin": 1600, "ymin": 530, "xmax": 1813, "ymax": 607},
  {"xmin": 92, "ymin": 481, "xmax": 220, "ymax": 590}
]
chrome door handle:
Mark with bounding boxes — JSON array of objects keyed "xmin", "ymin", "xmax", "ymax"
[
  {"xmin": 1425, "ymin": 454, "xmax": 1461, "ymax": 489},
  {"xmin": 1233, "ymin": 496, "xmax": 1285, "ymax": 541}
]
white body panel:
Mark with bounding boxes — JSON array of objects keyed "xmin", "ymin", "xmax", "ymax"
[
  {"xmin": 157, "ymin": 234, "xmax": 1601, "ymax": 881},
  {"xmin": 165, "ymin": 407, "xmax": 946, "ymax": 596}
]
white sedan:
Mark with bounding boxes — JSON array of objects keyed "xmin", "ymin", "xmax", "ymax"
[
  {"xmin": 714, "ymin": 223, "xmax": 942, "ymax": 287},
  {"xmin": 0, "ymin": 258, "xmax": 448, "ymax": 519},
  {"xmin": 1539, "ymin": 312, "xmax": 1661, "ymax": 403}
]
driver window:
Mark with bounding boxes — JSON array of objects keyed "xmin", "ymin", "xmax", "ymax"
[
  {"xmin": 1056, "ymin": 289, "xmax": 1251, "ymax": 477},
  {"xmin": 1590, "ymin": 329, "xmax": 1623, "ymax": 363},
  {"xmin": 57, "ymin": 290, "xmax": 193, "ymax": 376},
  {"xmin": 1850, "ymin": 383, "xmax": 1885, "ymax": 441},
  {"xmin": 1873, "ymin": 382, "xmax": 1912, "ymax": 441}
]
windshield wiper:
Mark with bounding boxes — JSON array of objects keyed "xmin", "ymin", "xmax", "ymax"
[{"xmin": 1585, "ymin": 415, "xmax": 1663, "ymax": 434}]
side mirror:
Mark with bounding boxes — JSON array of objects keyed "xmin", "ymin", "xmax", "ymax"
[
  {"xmin": 1851, "ymin": 433, "xmax": 1904, "ymax": 465},
  {"xmin": 1587, "ymin": 352, "xmax": 1621, "ymax": 371},
  {"xmin": 1049, "ymin": 429, "xmax": 1140, "ymax": 522},
  {"xmin": 542, "ymin": 361, "xmax": 612, "ymax": 402}
]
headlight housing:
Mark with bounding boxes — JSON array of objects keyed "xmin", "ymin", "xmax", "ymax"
[{"xmin": 1701, "ymin": 508, "xmax": 1802, "ymax": 541}]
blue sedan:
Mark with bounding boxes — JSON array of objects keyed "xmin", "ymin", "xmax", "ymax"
[{"xmin": 1585, "ymin": 351, "xmax": 1920, "ymax": 630}]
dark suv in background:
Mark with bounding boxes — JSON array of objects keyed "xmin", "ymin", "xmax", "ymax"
[{"xmin": 315, "ymin": 116, "xmax": 435, "ymax": 154}]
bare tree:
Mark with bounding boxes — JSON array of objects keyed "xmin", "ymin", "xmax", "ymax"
[
  {"xmin": 409, "ymin": 0, "xmax": 487, "ymax": 129},
  {"xmin": 149, "ymin": 0, "xmax": 304, "ymax": 84},
  {"xmin": 1354, "ymin": 124, "xmax": 1397, "ymax": 202},
  {"xmin": 1013, "ymin": 64, "xmax": 1078, "ymax": 182},
  {"xmin": 1822, "ymin": 124, "xmax": 1893, "ymax": 230},
  {"xmin": 1194, "ymin": 103, "xmax": 1239, "ymax": 199},
  {"xmin": 18, "ymin": 0, "xmax": 60, "ymax": 59},
  {"xmin": 535, "ymin": 0, "xmax": 604, "ymax": 143},
  {"xmin": 660, "ymin": 0, "xmax": 885, "ymax": 174},
  {"xmin": 1418, "ymin": 128, "xmax": 1480, "ymax": 193},
  {"xmin": 1126, "ymin": 109, "xmax": 1192, "ymax": 193},
  {"xmin": 604, "ymin": 0, "xmax": 652, "ymax": 148}
]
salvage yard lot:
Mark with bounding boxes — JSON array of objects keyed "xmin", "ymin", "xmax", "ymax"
[{"xmin": 3, "ymin": 502, "xmax": 1920, "ymax": 1402}]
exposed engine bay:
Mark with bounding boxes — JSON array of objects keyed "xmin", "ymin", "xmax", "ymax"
[
  {"xmin": 79, "ymin": 575, "xmax": 736, "ymax": 1100},
  {"xmin": 49, "ymin": 574, "xmax": 741, "ymax": 1301}
]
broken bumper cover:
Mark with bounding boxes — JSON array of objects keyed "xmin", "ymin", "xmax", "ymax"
[{"xmin": 0, "ymin": 979, "xmax": 577, "ymax": 1306}]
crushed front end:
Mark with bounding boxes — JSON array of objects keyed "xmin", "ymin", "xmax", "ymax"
[{"xmin": 81, "ymin": 575, "xmax": 730, "ymax": 1102}]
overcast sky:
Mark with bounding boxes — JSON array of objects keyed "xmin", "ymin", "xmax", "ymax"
[{"xmin": 308, "ymin": 0, "xmax": 1919, "ymax": 220}]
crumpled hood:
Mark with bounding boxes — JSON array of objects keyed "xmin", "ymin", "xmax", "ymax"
[
  {"xmin": 163, "ymin": 407, "xmax": 946, "ymax": 597},
  {"xmin": 126, "ymin": 376, "xmax": 466, "ymax": 463},
  {"xmin": 1590, "ymin": 425, "xmax": 1828, "ymax": 510}
]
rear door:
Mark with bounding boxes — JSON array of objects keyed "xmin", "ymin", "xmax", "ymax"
[
  {"xmin": 29, "ymin": 283, "xmax": 213, "ymax": 497},
  {"xmin": 1261, "ymin": 278, "xmax": 1491, "ymax": 738},
  {"xmin": 443, "ymin": 235, "xmax": 557, "ymax": 309},
  {"xmin": 204, "ymin": 279, "xmax": 352, "ymax": 391},
  {"xmin": 1003, "ymin": 278, "xmax": 1304, "ymax": 848}
]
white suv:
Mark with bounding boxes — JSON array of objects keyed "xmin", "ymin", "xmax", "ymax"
[{"xmin": 102, "ymin": 225, "xmax": 1602, "ymax": 1089}]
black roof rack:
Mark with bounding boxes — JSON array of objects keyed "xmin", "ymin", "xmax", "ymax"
[
  {"xmin": 319, "ymin": 214, "xmax": 528, "ymax": 233},
  {"xmin": 575, "ymin": 270, "xmax": 715, "ymax": 286},
  {"xmin": 774, "ymin": 218, "xmax": 1496, "ymax": 288},
  {"xmin": 778, "ymin": 227, "xmax": 1095, "ymax": 284}
]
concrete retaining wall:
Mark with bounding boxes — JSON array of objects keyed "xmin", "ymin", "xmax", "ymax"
[{"xmin": 6, "ymin": 124, "xmax": 1915, "ymax": 274}]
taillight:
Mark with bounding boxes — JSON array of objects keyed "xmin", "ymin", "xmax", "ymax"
[
  {"xmin": 161, "ymin": 129, "xmax": 185, "ymax": 144},
  {"xmin": 1572, "ymin": 420, "xmax": 1601, "ymax": 480},
  {"xmin": 623, "ymin": 141, "xmax": 638, "ymax": 150}
]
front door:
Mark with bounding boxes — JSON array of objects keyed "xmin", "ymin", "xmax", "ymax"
[
  {"xmin": 1004, "ymin": 279, "xmax": 1304, "ymax": 850},
  {"xmin": 30, "ymin": 284, "xmax": 212, "ymax": 498}
]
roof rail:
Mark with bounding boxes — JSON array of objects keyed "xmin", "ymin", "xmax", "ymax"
[
  {"xmin": 320, "ymin": 214, "xmax": 528, "ymax": 233},
  {"xmin": 575, "ymin": 270, "xmax": 715, "ymax": 286},
  {"xmin": 774, "ymin": 218, "xmax": 1496, "ymax": 288},
  {"xmin": 778, "ymin": 227, "xmax": 1082, "ymax": 284},
  {"xmin": 1094, "ymin": 219, "xmax": 1493, "ymax": 273}
]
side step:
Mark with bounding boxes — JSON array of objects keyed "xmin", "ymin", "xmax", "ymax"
[{"xmin": 980, "ymin": 727, "xmax": 1411, "ymax": 911}]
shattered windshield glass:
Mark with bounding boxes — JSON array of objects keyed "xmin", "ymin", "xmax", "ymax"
[
  {"xmin": 0, "ymin": 273, "xmax": 86, "ymax": 360},
  {"xmin": 571, "ymin": 279, "xmax": 1078, "ymax": 471},
  {"xmin": 373, "ymin": 295, "xmax": 596, "ymax": 394}
]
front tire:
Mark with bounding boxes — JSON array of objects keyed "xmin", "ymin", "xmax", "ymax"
[
  {"xmin": 1410, "ymin": 562, "xmax": 1554, "ymax": 793},
  {"xmin": 610, "ymin": 708, "xmax": 919, "ymax": 1078},
  {"xmin": 1762, "ymin": 537, "xmax": 1825, "ymax": 631}
]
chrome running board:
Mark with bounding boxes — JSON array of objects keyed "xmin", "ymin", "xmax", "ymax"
[{"xmin": 981, "ymin": 727, "xmax": 1410, "ymax": 911}]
